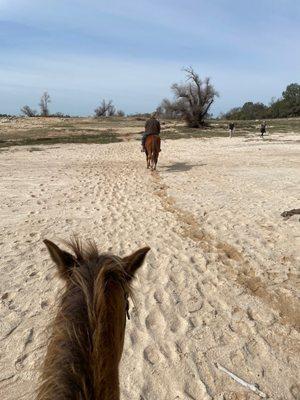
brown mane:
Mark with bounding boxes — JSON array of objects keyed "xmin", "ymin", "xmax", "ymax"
[{"xmin": 38, "ymin": 239, "xmax": 149, "ymax": 400}]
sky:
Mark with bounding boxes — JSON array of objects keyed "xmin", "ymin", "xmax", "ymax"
[{"xmin": 0, "ymin": 0, "xmax": 299, "ymax": 116}]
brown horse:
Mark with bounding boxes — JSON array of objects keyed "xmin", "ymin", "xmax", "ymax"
[
  {"xmin": 145, "ymin": 134, "xmax": 160, "ymax": 170},
  {"xmin": 37, "ymin": 239, "xmax": 150, "ymax": 400}
]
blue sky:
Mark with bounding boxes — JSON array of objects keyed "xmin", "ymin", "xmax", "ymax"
[{"xmin": 0, "ymin": 0, "xmax": 299, "ymax": 115}]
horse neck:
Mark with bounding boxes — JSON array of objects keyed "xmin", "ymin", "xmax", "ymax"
[
  {"xmin": 37, "ymin": 284, "xmax": 122, "ymax": 400},
  {"xmin": 91, "ymin": 312, "xmax": 121, "ymax": 400}
]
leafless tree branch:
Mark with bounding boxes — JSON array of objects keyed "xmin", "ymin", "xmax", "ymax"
[{"xmin": 159, "ymin": 67, "xmax": 218, "ymax": 127}]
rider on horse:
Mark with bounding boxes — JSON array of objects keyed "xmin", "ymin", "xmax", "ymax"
[{"xmin": 141, "ymin": 112, "xmax": 161, "ymax": 152}]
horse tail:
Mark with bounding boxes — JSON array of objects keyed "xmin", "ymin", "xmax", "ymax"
[
  {"xmin": 151, "ymin": 137, "xmax": 156, "ymax": 156},
  {"xmin": 156, "ymin": 136, "xmax": 161, "ymax": 154}
]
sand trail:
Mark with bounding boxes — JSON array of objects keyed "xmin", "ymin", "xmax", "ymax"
[{"xmin": 0, "ymin": 136, "xmax": 299, "ymax": 399}]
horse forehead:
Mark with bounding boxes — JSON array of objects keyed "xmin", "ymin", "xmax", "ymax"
[
  {"xmin": 82, "ymin": 254, "xmax": 125, "ymax": 276},
  {"xmin": 96, "ymin": 254, "xmax": 123, "ymax": 268}
]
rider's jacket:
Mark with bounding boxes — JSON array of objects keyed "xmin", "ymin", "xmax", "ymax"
[{"xmin": 145, "ymin": 118, "xmax": 161, "ymax": 135}]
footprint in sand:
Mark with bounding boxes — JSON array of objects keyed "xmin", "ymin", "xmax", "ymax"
[
  {"xmin": 290, "ymin": 384, "xmax": 300, "ymax": 399},
  {"xmin": 153, "ymin": 288, "xmax": 165, "ymax": 304},
  {"xmin": 24, "ymin": 328, "xmax": 34, "ymax": 349},
  {"xmin": 168, "ymin": 314, "xmax": 183, "ymax": 334},
  {"xmin": 143, "ymin": 344, "xmax": 161, "ymax": 366},
  {"xmin": 15, "ymin": 354, "xmax": 28, "ymax": 370},
  {"xmin": 41, "ymin": 300, "xmax": 48, "ymax": 309},
  {"xmin": 145, "ymin": 309, "xmax": 166, "ymax": 337},
  {"xmin": 187, "ymin": 295, "xmax": 203, "ymax": 314}
]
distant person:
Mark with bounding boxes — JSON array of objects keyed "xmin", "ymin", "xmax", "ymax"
[
  {"xmin": 228, "ymin": 122, "xmax": 235, "ymax": 138},
  {"xmin": 141, "ymin": 112, "xmax": 161, "ymax": 152},
  {"xmin": 260, "ymin": 121, "xmax": 267, "ymax": 137}
]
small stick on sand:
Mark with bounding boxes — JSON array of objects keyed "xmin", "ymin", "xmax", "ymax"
[
  {"xmin": 281, "ymin": 208, "xmax": 300, "ymax": 219},
  {"xmin": 215, "ymin": 362, "xmax": 267, "ymax": 398}
]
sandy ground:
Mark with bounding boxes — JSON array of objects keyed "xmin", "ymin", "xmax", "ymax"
[{"xmin": 0, "ymin": 134, "xmax": 299, "ymax": 400}]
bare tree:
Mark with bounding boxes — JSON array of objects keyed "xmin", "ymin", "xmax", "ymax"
[
  {"xmin": 158, "ymin": 98, "xmax": 183, "ymax": 119},
  {"xmin": 94, "ymin": 99, "xmax": 117, "ymax": 117},
  {"xmin": 94, "ymin": 100, "xmax": 107, "ymax": 117},
  {"xmin": 39, "ymin": 92, "xmax": 51, "ymax": 116},
  {"xmin": 107, "ymin": 103, "xmax": 116, "ymax": 116},
  {"xmin": 116, "ymin": 110, "xmax": 125, "ymax": 117},
  {"xmin": 20, "ymin": 105, "xmax": 37, "ymax": 117},
  {"xmin": 159, "ymin": 67, "xmax": 218, "ymax": 127}
]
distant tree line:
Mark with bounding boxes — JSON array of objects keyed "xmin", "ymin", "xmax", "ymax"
[
  {"xmin": 94, "ymin": 99, "xmax": 125, "ymax": 117},
  {"xmin": 21, "ymin": 93, "xmax": 126, "ymax": 118},
  {"xmin": 223, "ymin": 83, "xmax": 300, "ymax": 120},
  {"xmin": 16, "ymin": 79, "xmax": 299, "ymax": 123},
  {"xmin": 18, "ymin": 68, "xmax": 218, "ymax": 125}
]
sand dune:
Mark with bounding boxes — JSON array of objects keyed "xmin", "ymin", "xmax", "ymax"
[{"xmin": 0, "ymin": 134, "xmax": 299, "ymax": 399}]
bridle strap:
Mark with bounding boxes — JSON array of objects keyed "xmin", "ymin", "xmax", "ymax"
[
  {"xmin": 126, "ymin": 296, "xmax": 130, "ymax": 320},
  {"xmin": 121, "ymin": 282, "xmax": 130, "ymax": 321}
]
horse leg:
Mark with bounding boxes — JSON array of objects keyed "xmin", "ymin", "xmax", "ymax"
[
  {"xmin": 145, "ymin": 151, "xmax": 149, "ymax": 168},
  {"xmin": 153, "ymin": 153, "xmax": 158, "ymax": 170}
]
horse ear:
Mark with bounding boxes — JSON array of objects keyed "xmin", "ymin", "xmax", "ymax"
[
  {"xmin": 43, "ymin": 239, "xmax": 75, "ymax": 279},
  {"xmin": 123, "ymin": 247, "xmax": 150, "ymax": 279}
]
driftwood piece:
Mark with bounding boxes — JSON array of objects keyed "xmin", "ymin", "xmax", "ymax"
[
  {"xmin": 215, "ymin": 363, "xmax": 267, "ymax": 398},
  {"xmin": 281, "ymin": 208, "xmax": 300, "ymax": 219}
]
